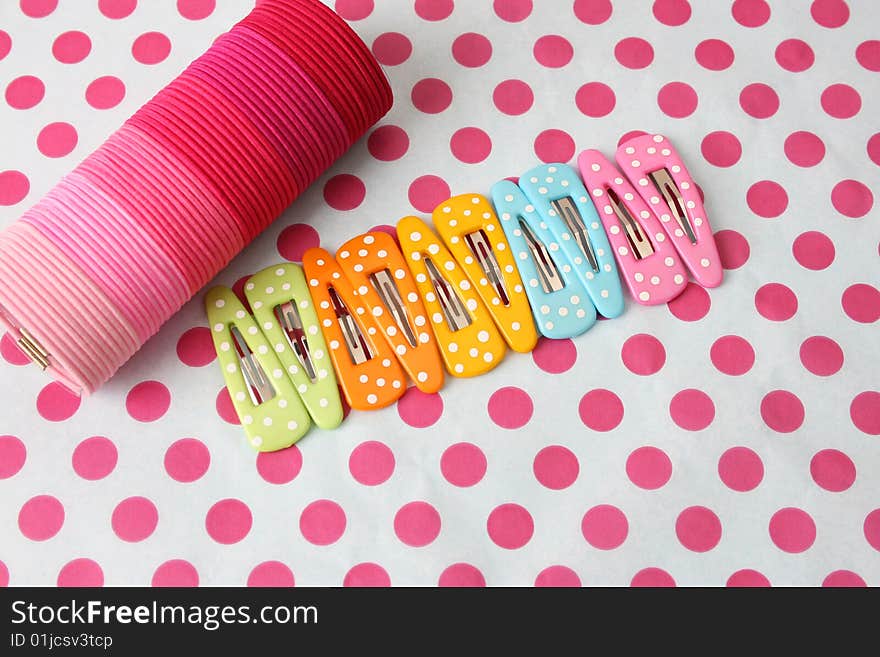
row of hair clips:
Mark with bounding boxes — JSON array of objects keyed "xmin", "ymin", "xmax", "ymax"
[{"xmin": 206, "ymin": 134, "xmax": 722, "ymax": 452}]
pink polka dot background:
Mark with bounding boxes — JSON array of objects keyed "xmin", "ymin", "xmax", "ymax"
[{"xmin": 0, "ymin": 0, "xmax": 877, "ymax": 587}]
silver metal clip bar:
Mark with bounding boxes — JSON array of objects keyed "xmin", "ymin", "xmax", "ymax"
[
  {"xmin": 520, "ymin": 220, "xmax": 564, "ymax": 293},
  {"xmin": 328, "ymin": 287, "xmax": 371, "ymax": 365},
  {"xmin": 551, "ymin": 197, "xmax": 599, "ymax": 271},
  {"xmin": 425, "ymin": 257, "xmax": 472, "ymax": 332},
  {"xmin": 231, "ymin": 325, "xmax": 275, "ymax": 405},
  {"xmin": 606, "ymin": 188, "xmax": 655, "ymax": 260},
  {"xmin": 464, "ymin": 230, "xmax": 509, "ymax": 305},
  {"xmin": 648, "ymin": 168, "xmax": 697, "ymax": 244},
  {"xmin": 275, "ymin": 301, "xmax": 317, "ymax": 381},
  {"xmin": 370, "ymin": 269, "xmax": 417, "ymax": 347}
]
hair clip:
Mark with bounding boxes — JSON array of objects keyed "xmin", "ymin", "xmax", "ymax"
[
  {"xmin": 517, "ymin": 164, "xmax": 625, "ymax": 319},
  {"xmin": 397, "ymin": 216, "xmax": 506, "ymax": 377},
  {"xmin": 577, "ymin": 150, "xmax": 689, "ymax": 305},
  {"xmin": 302, "ymin": 248, "xmax": 407, "ymax": 410},
  {"xmin": 206, "ymin": 286, "xmax": 311, "ymax": 451},
  {"xmin": 335, "ymin": 231, "xmax": 445, "ymax": 394},
  {"xmin": 243, "ymin": 263, "xmax": 344, "ymax": 430},
  {"xmin": 490, "ymin": 179, "xmax": 596, "ymax": 338},
  {"xmin": 615, "ymin": 134, "xmax": 722, "ymax": 288},
  {"xmin": 431, "ymin": 194, "xmax": 538, "ymax": 353}
]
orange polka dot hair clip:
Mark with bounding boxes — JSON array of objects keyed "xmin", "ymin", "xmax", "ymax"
[
  {"xmin": 397, "ymin": 216, "xmax": 506, "ymax": 378},
  {"xmin": 302, "ymin": 247, "xmax": 407, "ymax": 410}
]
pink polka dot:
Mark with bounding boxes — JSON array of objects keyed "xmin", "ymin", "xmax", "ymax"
[
  {"xmin": 72, "ymin": 436, "xmax": 117, "ymax": 481},
  {"xmin": 367, "ymin": 125, "xmax": 409, "ymax": 161},
  {"xmin": 99, "ymin": 0, "xmax": 137, "ymax": 19},
  {"xmin": 175, "ymin": 326, "xmax": 215, "ymax": 367},
  {"xmin": 831, "ymin": 179, "xmax": 873, "ymax": 218},
  {"xmin": 152, "ymin": 560, "xmax": 198, "ymax": 587},
  {"xmin": 415, "ymin": 0, "xmax": 453, "ymax": 20},
  {"xmin": 739, "ymin": 83, "xmax": 779, "ymax": 118},
  {"xmin": 85, "ymin": 76, "xmax": 126, "ymax": 110},
  {"xmin": 0, "ymin": 170, "xmax": 29, "ymax": 206},
  {"xmin": 821, "ymin": 84, "xmax": 861, "ymax": 119},
  {"xmin": 57, "ymin": 559, "xmax": 103, "ymax": 587},
  {"xmin": 132, "ymin": 32, "xmax": 171, "ymax": 65},
  {"xmin": 746, "ymin": 180, "xmax": 788, "ymax": 218},
  {"xmin": 394, "ymin": 501, "xmax": 441, "ymax": 547},
  {"xmin": 450, "ymin": 127, "xmax": 492, "ymax": 164},
  {"xmin": 441, "ymin": 442, "xmax": 487, "ymax": 487},
  {"xmin": 0, "ymin": 435, "xmax": 26, "ymax": 479},
  {"xmin": 760, "ymin": 390, "xmax": 805, "ymax": 433},
  {"xmin": 657, "ymin": 81, "xmax": 697, "ymax": 118},
  {"xmin": 125, "ymin": 380, "xmax": 171, "ymax": 422},
  {"xmin": 676, "ymin": 506, "xmax": 722, "ymax": 552},
  {"xmin": 715, "ymin": 229, "xmax": 750, "ymax": 270},
  {"xmin": 533, "ymin": 35, "xmax": 574, "ymax": 68},
  {"xmin": 37, "ymin": 122, "xmax": 78, "ymax": 158},
  {"xmin": 769, "ymin": 507, "xmax": 816, "ymax": 553},
  {"xmin": 864, "ymin": 509, "xmax": 880, "ymax": 551},
  {"xmin": 247, "ymin": 561, "xmax": 294, "ymax": 587},
  {"xmin": 0, "ymin": 561, "xmax": 7, "ymax": 587},
  {"xmin": 344, "ymin": 563, "xmax": 390, "ymax": 587},
  {"xmin": 323, "ymin": 174, "xmax": 366, "ymax": 211},
  {"xmin": 535, "ymin": 565, "xmax": 581, "ymax": 587},
  {"xmin": 205, "ymin": 498, "xmax": 252, "ymax": 545},
  {"xmin": 300, "ymin": 500, "xmax": 346, "ymax": 546},
  {"xmin": 493, "ymin": 79, "xmax": 533, "ymax": 115},
  {"xmin": 369, "ymin": 223, "xmax": 397, "ymax": 239},
  {"xmin": 488, "ymin": 386, "xmax": 533, "ymax": 429},
  {"xmin": 575, "ymin": 82, "xmax": 616, "ymax": 118},
  {"xmin": 842, "ymin": 284, "xmax": 880, "ymax": 323},
  {"xmin": 408, "ymin": 174, "xmax": 450, "ymax": 213},
  {"xmin": 631, "ymin": 567, "xmax": 675, "ymax": 587},
  {"xmin": 869, "ymin": 134, "xmax": 880, "ymax": 168},
  {"xmin": 111, "ymin": 496, "xmax": 158, "ymax": 542},
  {"xmin": 164, "ymin": 438, "xmax": 210, "ymax": 483},
  {"xmin": 710, "ymin": 335, "xmax": 755, "ymax": 376},
  {"xmin": 667, "ymin": 282, "xmax": 711, "ymax": 321},
  {"xmin": 574, "ymin": 0, "xmax": 612, "ymax": 24},
  {"xmin": 333, "ymin": 0, "xmax": 372, "ymax": 21},
  {"xmin": 411, "ymin": 78, "xmax": 452, "ymax": 114},
  {"xmin": 5, "ymin": 75, "xmax": 45, "ymax": 109},
  {"xmin": 784, "ymin": 131, "xmax": 825, "ymax": 167},
  {"xmin": 799, "ymin": 336, "xmax": 843, "ymax": 376},
  {"xmin": 349, "ymin": 440, "xmax": 395, "ymax": 486},
  {"xmin": 0, "ymin": 31, "xmax": 10, "ymax": 61},
  {"xmin": 626, "ymin": 446, "xmax": 672, "ymax": 490},
  {"xmin": 256, "ymin": 446, "xmax": 303, "ymax": 485},
  {"xmin": 581, "ymin": 505, "xmax": 628, "ymax": 550},
  {"xmin": 823, "ymin": 570, "xmax": 865, "ymax": 587},
  {"xmin": 19, "ymin": 495, "xmax": 64, "ymax": 541},
  {"xmin": 810, "ymin": 449, "xmax": 855, "ymax": 492},
  {"xmin": 452, "ymin": 33, "xmax": 492, "ymax": 68},
  {"xmin": 494, "ymin": 0, "xmax": 532, "ymax": 22},
  {"xmin": 669, "ymin": 389, "xmax": 715, "ymax": 431},
  {"xmin": 775, "ymin": 38, "xmax": 815, "ymax": 72},
  {"xmin": 579, "ymin": 389, "xmax": 623, "ymax": 432},
  {"xmin": 850, "ymin": 391, "xmax": 880, "ymax": 435},
  {"xmin": 694, "ymin": 38, "xmax": 734, "ymax": 70},
  {"xmin": 727, "ymin": 569, "xmax": 770, "ymax": 587},
  {"xmin": 276, "ymin": 223, "xmax": 320, "ymax": 262},
  {"xmin": 811, "ymin": 0, "xmax": 849, "ymax": 27},
  {"xmin": 215, "ymin": 387, "xmax": 239, "ymax": 424},
  {"xmin": 731, "ymin": 0, "xmax": 770, "ymax": 27},
  {"xmin": 488, "ymin": 503, "xmax": 534, "ymax": 549},
  {"xmin": 371, "ymin": 32, "xmax": 412, "ymax": 66},
  {"xmin": 620, "ymin": 333, "xmax": 665, "ymax": 376},
  {"xmin": 397, "ymin": 388, "xmax": 444, "ymax": 428},
  {"xmin": 718, "ymin": 446, "xmax": 764, "ymax": 492},
  {"xmin": 439, "ymin": 563, "xmax": 485, "ymax": 587},
  {"xmin": 533, "ymin": 129, "xmax": 575, "ymax": 163},
  {"xmin": 700, "ymin": 131, "xmax": 742, "ymax": 167},
  {"xmin": 533, "ymin": 446, "xmax": 579, "ymax": 490},
  {"xmin": 1, "ymin": 333, "xmax": 31, "ymax": 365},
  {"xmin": 36, "ymin": 381, "xmax": 81, "ymax": 422},
  {"xmin": 532, "ymin": 337, "xmax": 577, "ymax": 373},
  {"xmin": 618, "ymin": 130, "xmax": 648, "ymax": 147},
  {"xmin": 856, "ymin": 40, "xmax": 880, "ymax": 71},
  {"xmin": 652, "ymin": 0, "xmax": 690, "ymax": 25},
  {"xmin": 52, "ymin": 31, "xmax": 91, "ymax": 64},
  {"xmin": 20, "ymin": 0, "xmax": 57, "ymax": 17},
  {"xmin": 615, "ymin": 37, "xmax": 654, "ymax": 69},
  {"xmin": 755, "ymin": 283, "xmax": 798, "ymax": 321}
]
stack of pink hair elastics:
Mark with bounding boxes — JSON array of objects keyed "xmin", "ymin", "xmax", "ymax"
[{"xmin": 0, "ymin": 0, "xmax": 392, "ymax": 396}]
